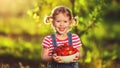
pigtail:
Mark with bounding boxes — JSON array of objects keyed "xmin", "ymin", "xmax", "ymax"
[
  {"xmin": 44, "ymin": 16, "xmax": 53, "ymax": 24},
  {"xmin": 71, "ymin": 16, "xmax": 78, "ymax": 26}
]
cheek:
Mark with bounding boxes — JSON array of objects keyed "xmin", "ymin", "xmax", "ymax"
[
  {"xmin": 52, "ymin": 22, "xmax": 56, "ymax": 27},
  {"xmin": 66, "ymin": 23, "xmax": 70, "ymax": 27},
  {"xmin": 53, "ymin": 24, "xmax": 58, "ymax": 27},
  {"xmin": 53, "ymin": 24, "xmax": 59, "ymax": 29}
]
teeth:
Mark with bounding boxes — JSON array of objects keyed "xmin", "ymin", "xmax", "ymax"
[{"xmin": 59, "ymin": 28, "xmax": 65, "ymax": 31}]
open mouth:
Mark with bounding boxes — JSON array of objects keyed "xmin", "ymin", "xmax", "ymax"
[{"xmin": 59, "ymin": 28, "xmax": 65, "ymax": 32}]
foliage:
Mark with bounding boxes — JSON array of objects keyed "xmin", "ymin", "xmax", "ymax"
[
  {"xmin": 0, "ymin": 0, "xmax": 120, "ymax": 68},
  {"xmin": 0, "ymin": 36, "xmax": 42, "ymax": 60}
]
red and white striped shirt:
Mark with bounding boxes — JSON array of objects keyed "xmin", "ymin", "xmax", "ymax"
[{"xmin": 42, "ymin": 33, "xmax": 82, "ymax": 56}]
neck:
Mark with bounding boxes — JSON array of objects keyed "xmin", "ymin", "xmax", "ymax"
[{"xmin": 56, "ymin": 32, "xmax": 68, "ymax": 40}]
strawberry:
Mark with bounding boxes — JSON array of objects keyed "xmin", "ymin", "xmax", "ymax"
[
  {"xmin": 68, "ymin": 50, "xmax": 75, "ymax": 55},
  {"xmin": 61, "ymin": 51, "xmax": 69, "ymax": 56},
  {"xmin": 53, "ymin": 44, "xmax": 78, "ymax": 56},
  {"xmin": 64, "ymin": 43, "xmax": 68, "ymax": 46},
  {"xmin": 64, "ymin": 47, "xmax": 70, "ymax": 51}
]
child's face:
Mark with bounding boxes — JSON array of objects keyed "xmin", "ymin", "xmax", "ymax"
[{"xmin": 53, "ymin": 13, "xmax": 71, "ymax": 35}]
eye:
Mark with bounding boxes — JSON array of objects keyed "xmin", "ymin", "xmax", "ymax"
[
  {"xmin": 56, "ymin": 20, "xmax": 60, "ymax": 22},
  {"xmin": 57, "ymin": 21, "xmax": 60, "ymax": 22},
  {"xmin": 64, "ymin": 21, "xmax": 67, "ymax": 23}
]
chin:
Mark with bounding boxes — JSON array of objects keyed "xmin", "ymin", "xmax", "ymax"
[{"xmin": 57, "ymin": 31, "xmax": 67, "ymax": 35}]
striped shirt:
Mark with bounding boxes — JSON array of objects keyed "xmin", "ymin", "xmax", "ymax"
[{"xmin": 42, "ymin": 33, "xmax": 82, "ymax": 56}]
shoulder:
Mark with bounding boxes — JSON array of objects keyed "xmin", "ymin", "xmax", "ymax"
[
  {"xmin": 42, "ymin": 35, "xmax": 53, "ymax": 44},
  {"xmin": 43, "ymin": 35, "xmax": 52, "ymax": 40},
  {"xmin": 42, "ymin": 35, "xmax": 52, "ymax": 48},
  {"xmin": 72, "ymin": 33, "xmax": 80, "ymax": 38}
]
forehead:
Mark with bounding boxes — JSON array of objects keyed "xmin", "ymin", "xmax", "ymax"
[{"xmin": 55, "ymin": 13, "xmax": 70, "ymax": 20}]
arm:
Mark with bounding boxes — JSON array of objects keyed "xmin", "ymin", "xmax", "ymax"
[
  {"xmin": 77, "ymin": 47, "xmax": 82, "ymax": 57},
  {"xmin": 52, "ymin": 54, "xmax": 63, "ymax": 63},
  {"xmin": 72, "ymin": 34, "xmax": 82, "ymax": 62},
  {"xmin": 76, "ymin": 47, "xmax": 82, "ymax": 59},
  {"xmin": 41, "ymin": 47, "xmax": 63, "ymax": 63},
  {"xmin": 41, "ymin": 35, "xmax": 53, "ymax": 62},
  {"xmin": 72, "ymin": 47, "xmax": 82, "ymax": 62},
  {"xmin": 41, "ymin": 48, "xmax": 52, "ymax": 62}
]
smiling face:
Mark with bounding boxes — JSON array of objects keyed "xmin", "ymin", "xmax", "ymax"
[{"xmin": 53, "ymin": 13, "xmax": 71, "ymax": 35}]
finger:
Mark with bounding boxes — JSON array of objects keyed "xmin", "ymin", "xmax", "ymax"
[
  {"xmin": 53, "ymin": 54, "xmax": 57, "ymax": 56},
  {"xmin": 76, "ymin": 55, "xmax": 79, "ymax": 58},
  {"xmin": 75, "ymin": 57, "xmax": 79, "ymax": 60},
  {"xmin": 53, "ymin": 58, "xmax": 59, "ymax": 62},
  {"xmin": 72, "ymin": 59, "xmax": 77, "ymax": 62},
  {"xmin": 72, "ymin": 57, "xmax": 78, "ymax": 62},
  {"xmin": 58, "ymin": 59, "xmax": 63, "ymax": 63}
]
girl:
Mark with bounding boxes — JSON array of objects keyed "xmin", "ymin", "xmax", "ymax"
[{"xmin": 41, "ymin": 6, "xmax": 82, "ymax": 68}]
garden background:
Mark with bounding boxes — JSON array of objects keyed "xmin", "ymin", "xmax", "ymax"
[{"xmin": 0, "ymin": 0, "xmax": 120, "ymax": 68}]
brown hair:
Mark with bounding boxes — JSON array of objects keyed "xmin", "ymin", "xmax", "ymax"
[{"xmin": 44, "ymin": 6, "xmax": 78, "ymax": 26}]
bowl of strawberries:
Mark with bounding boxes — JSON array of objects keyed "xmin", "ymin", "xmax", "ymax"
[{"xmin": 53, "ymin": 43, "xmax": 78, "ymax": 63}]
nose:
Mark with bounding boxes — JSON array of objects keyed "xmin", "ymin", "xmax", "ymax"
[{"xmin": 60, "ymin": 22, "xmax": 64, "ymax": 26}]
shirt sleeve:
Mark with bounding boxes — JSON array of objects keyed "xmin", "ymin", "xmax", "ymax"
[
  {"xmin": 72, "ymin": 34, "xmax": 82, "ymax": 48},
  {"xmin": 41, "ymin": 36, "xmax": 51, "ymax": 48}
]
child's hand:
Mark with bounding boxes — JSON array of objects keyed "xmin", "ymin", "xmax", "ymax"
[
  {"xmin": 52, "ymin": 54, "xmax": 63, "ymax": 63},
  {"xmin": 72, "ymin": 52, "xmax": 81, "ymax": 62}
]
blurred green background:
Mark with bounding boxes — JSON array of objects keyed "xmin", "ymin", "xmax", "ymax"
[{"xmin": 0, "ymin": 0, "xmax": 120, "ymax": 68}]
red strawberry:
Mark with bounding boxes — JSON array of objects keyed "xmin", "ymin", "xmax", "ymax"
[
  {"xmin": 69, "ymin": 46, "xmax": 74, "ymax": 50},
  {"xmin": 61, "ymin": 51, "xmax": 69, "ymax": 56},
  {"xmin": 68, "ymin": 50, "xmax": 75, "ymax": 55},
  {"xmin": 64, "ymin": 43, "xmax": 68, "ymax": 46},
  {"xmin": 73, "ymin": 48, "xmax": 78, "ymax": 52},
  {"xmin": 64, "ymin": 47, "xmax": 70, "ymax": 51},
  {"xmin": 57, "ymin": 52, "xmax": 61, "ymax": 56},
  {"xmin": 53, "ymin": 44, "xmax": 78, "ymax": 56}
]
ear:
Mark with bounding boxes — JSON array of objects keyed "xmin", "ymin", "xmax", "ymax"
[{"xmin": 69, "ymin": 20, "xmax": 73, "ymax": 27}]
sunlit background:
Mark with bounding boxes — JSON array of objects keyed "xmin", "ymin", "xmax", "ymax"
[{"xmin": 0, "ymin": 0, "xmax": 120, "ymax": 68}]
